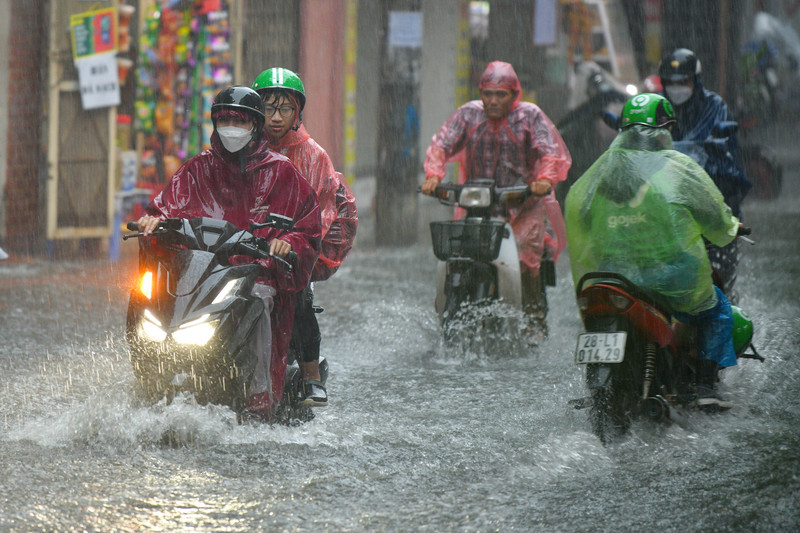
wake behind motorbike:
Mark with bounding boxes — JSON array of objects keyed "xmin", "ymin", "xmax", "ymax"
[
  {"xmin": 423, "ymin": 181, "xmax": 538, "ymax": 351},
  {"xmin": 124, "ymin": 216, "xmax": 326, "ymax": 424},
  {"xmin": 569, "ymin": 267, "xmax": 763, "ymax": 445}
]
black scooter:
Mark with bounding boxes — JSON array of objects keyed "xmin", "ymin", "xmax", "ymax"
[{"xmin": 124, "ymin": 216, "xmax": 326, "ymax": 423}]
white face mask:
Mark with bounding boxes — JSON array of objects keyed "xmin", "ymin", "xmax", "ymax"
[
  {"xmin": 666, "ymin": 86, "xmax": 693, "ymax": 106},
  {"xmin": 217, "ymin": 126, "xmax": 253, "ymax": 153}
]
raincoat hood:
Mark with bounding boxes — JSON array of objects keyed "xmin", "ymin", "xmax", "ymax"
[
  {"xmin": 565, "ymin": 125, "xmax": 738, "ymax": 314},
  {"xmin": 479, "ymin": 61, "xmax": 522, "ymax": 109},
  {"xmin": 264, "ymin": 122, "xmax": 311, "ymax": 151}
]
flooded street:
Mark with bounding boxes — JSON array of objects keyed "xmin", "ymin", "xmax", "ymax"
[{"xmin": 2, "ymin": 131, "xmax": 799, "ymax": 531}]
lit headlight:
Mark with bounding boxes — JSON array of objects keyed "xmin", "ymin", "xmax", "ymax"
[
  {"xmin": 457, "ymin": 187, "xmax": 491, "ymax": 208},
  {"xmin": 140, "ymin": 309, "xmax": 167, "ymax": 342},
  {"xmin": 171, "ymin": 314, "xmax": 219, "ymax": 346}
]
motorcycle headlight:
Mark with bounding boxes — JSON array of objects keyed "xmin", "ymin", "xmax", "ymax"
[
  {"xmin": 171, "ymin": 314, "xmax": 219, "ymax": 346},
  {"xmin": 457, "ymin": 187, "xmax": 491, "ymax": 208},
  {"xmin": 140, "ymin": 309, "xmax": 167, "ymax": 342}
]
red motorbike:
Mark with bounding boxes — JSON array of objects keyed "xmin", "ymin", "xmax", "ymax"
[{"xmin": 570, "ymin": 270, "xmax": 763, "ymax": 444}]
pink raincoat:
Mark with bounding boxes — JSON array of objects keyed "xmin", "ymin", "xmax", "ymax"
[
  {"xmin": 266, "ymin": 123, "xmax": 358, "ymax": 281},
  {"xmin": 146, "ymin": 132, "xmax": 321, "ymax": 417},
  {"xmin": 423, "ymin": 61, "xmax": 571, "ymax": 274}
]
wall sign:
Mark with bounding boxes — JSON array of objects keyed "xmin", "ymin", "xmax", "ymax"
[
  {"xmin": 75, "ymin": 52, "xmax": 121, "ymax": 110},
  {"xmin": 70, "ymin": 6, "xmax": 120, "ymax": 109},
  {"xmin": 70, "ymin": 7, "xmax": 117, "ymax": 60}
]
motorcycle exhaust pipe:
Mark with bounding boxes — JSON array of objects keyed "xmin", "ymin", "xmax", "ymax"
[
  {"xmin": 644, "ymin": 395, "xmax": 671, "ymax": 421},
  {"xmin": 644, "ymin": 395, "xmax": 688, "ymax": 427}
]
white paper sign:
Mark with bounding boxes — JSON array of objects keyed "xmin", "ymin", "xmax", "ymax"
[
  {"xmin": 533, "ymin": 0, "xmax": 558, "ymax": 45},
  {"xmin": 75, "ymin": 52, "xmax": 120, "ymax": 110},
  {"xmin": 389, "ymin": 11, "xmax": 423, "ymax": 48}
]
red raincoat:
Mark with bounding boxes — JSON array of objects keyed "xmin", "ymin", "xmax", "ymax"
[
  {"xmin": 146, "ymin": 132, "xmax": 321, "ymax": 416},
  {"xmin": 266, "ymin": 123, "xmax": 358, "ymax": 281},
  {"xmin": 423, "ymin": 61, "xmax": 571, "ymax": 274}
]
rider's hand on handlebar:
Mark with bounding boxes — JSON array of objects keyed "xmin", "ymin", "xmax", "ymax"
[
  {"xmin": 136, "ymin": 215, "xmax": 162, "ymax": 236},
  {"xmin": 269, "ymin": 238, "xmax": 292, "ymax": 258},
  {"xmin": 529, "ymin": 179, "xmax": 553, "ymax": 197},
  {"xmin": 421, "ymin": 177, "xmax": 440, "ymax": 195}
]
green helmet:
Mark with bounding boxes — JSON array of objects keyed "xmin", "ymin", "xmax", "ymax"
[
  {"xmin": 252, "ymin": 67, "xmax": 306, "ymax": 111},
  {"xmin": 620, "ymin": 93, "xmax": 676, "ymax": 129},
  {"xmin": 731, "ymin": 305, "xmax": 754, "ymax": 356}
]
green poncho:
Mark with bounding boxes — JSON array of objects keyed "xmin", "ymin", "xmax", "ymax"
[{"xmin": 564, "ymin": 125, "xmax": 738, "ymax": 314}]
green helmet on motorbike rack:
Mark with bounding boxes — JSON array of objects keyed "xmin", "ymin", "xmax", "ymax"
[
  {"xmin": 620, "ymin": 93, "xmax": 676, "ymax": 129},
  {"xmin": 252, "ymin": 67, "xmax": 306, "ymax": 111},
  {"xmin": 731, "ymin": 305, "xmax": 754, "ymax": 356}
]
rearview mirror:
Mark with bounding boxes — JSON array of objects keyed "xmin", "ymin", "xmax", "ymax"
[
  {"xmin": 601, "ymin": 110, "xmax": 621, "ymax": 131},
  {"xmin": 711, "ymin": 121, "xmax": 738, "ymax": 138}
]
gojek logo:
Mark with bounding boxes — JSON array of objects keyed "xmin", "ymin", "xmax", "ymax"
[{"xmin": 607, "ymin": 212, "xmax": 646, "ymax": 228}]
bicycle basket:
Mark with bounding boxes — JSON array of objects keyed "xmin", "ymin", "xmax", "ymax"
[{"xmin": 430, "ymin": 220, "xmax": 506, "ymax": 261}]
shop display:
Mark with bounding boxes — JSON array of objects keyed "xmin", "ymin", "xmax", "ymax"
[{"xmin": 134, "ymin": 0, "xmax": 232, "ymax": 189}]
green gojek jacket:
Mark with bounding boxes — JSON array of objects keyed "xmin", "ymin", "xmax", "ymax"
[{"xmin": 564, "ymin": 125, "xmax": 739, "ymax": 315}]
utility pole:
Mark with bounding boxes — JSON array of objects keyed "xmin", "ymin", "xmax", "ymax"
[{"xmin": 375, "ymin": 0, "xmax": 421, "ymax": 246}]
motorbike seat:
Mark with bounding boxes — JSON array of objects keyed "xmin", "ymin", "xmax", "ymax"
[{"xmin": 578, "ymin": 271, "xmax": 675, "ymax": 319}]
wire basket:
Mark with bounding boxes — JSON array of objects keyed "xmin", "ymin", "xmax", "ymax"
[{"xmin": 430, "ymin": 220, "xmax": 506, "ymax": 262}]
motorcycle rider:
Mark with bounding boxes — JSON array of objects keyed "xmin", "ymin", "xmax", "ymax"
[
  {"xmin": 565, "ymin": 93, "xmax": 741, "ymax": 409},
  {"xmin": 421, "ymin": 61, "xmax": 571, "ymax": 340},
  {"xmin": 136, "ymin": 86, "xmax": 321, "ymax": 419},
  {"xmin": 659, "ymin": 48, "xmax": 751, "ymax": 301},
  {"xmin": 252, "ymin": 67, "xmax": 358, "ymax": 407}
]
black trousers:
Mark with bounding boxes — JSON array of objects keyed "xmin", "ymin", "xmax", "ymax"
[{"xmin": 289, "ymin": 285, "xmax": 321, "ymax": 364}]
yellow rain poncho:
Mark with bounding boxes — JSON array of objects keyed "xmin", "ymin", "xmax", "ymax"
[{"xmin": 565, "ymin": 125, "xmax": 738, "ymax": 314}]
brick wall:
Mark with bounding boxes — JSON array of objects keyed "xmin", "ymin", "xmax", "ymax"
[{"xmin": 5, "ymin": 0, "xmax": 45, "ymax": 254}]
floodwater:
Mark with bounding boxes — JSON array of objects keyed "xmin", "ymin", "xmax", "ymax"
[{"xmin": 2, "ymin": 135, "xmax": 799, "ymax": 532}]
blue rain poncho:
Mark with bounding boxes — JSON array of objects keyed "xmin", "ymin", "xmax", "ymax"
[
  {"xmin": 669, "ymin": 82, "xmax": 751, "ymax": 217},
  {"xmin": 565, "ymin": 125, "xmax": 739, "ymax": 315}
]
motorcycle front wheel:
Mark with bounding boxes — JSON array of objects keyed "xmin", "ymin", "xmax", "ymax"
[{"xmin": 441, "ymin": 263, "xmax": 497, "ymax": 349}]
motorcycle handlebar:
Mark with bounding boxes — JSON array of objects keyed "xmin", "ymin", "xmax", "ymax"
[
  {"xmin": 420, "ymin": 182, "xmax": 533, "ymax": 204},
  {"xmin": 249, "ymin": 241, "xmax": 297, "ymax": 272}
]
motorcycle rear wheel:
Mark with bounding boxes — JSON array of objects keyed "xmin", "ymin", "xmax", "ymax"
[
  {"xmin": 588, "ymin": 370, "xmax": 634, "ymax": 445},
  {"xmin": 589, "ymin": 388, "xmax": 630, "ymax": 445}
]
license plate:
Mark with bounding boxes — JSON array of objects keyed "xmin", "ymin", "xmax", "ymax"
[{"xmin": 575, "ymin": 332, "xmax": 627, "ymax": 364}]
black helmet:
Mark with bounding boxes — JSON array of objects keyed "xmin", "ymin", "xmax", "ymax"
[
  {"xmin": 211, "ymin": 86, "xmax": 266, "ymax": 135},
  {"xmin": 658, "ymin": 48, "xmax": 702, "ymax": 83}
]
